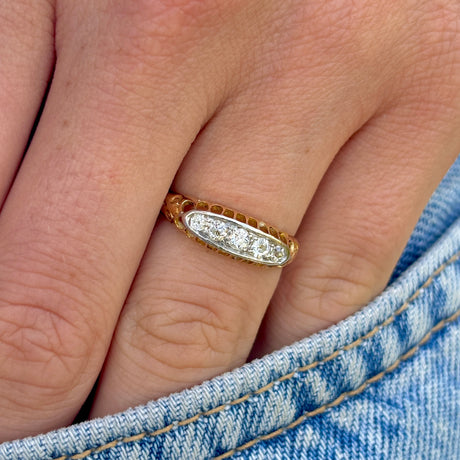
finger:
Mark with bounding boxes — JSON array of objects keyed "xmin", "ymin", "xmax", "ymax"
[
  {"xmin": 0, "ymin": 2, "xmax": 229, "ymax": 440},
  {"xmin": 89, "ymin": 32, "xmax": 388, "ymax": 418},
  {"xmin": 0, "ymin": 0, "xmax": 55, "ymax": 204},
  {"xmin": 252, "ymin": 98, "xmax": 460, "ymax": 356}
]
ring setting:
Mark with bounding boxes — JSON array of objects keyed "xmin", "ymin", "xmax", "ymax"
[{"xmin": 162, "ymin": 193, "xmax": 299, "ymax": 267}]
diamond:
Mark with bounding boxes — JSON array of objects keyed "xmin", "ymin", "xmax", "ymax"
[
  {"xmin": 189, "ymin": 213, "xmax": 208, "ymax": 233},
  {"xmin": 228, "ymin": 227, "xmax": 250, "ymax": 251},
  {"xmin": 268, "ymin": 244, "xmax": 287, "ymax": 263},
  {"xmin": 250, "ymin": 237, "xmax": 270, "ymax": 259},
  {"xmin": 208, "ymin": 220, "xmax": 228, "ymax": 241}
]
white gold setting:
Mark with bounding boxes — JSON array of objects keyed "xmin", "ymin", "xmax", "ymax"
[{"xmin": 183, "ymin": 210, "xmax": 290, "ymax": 266}]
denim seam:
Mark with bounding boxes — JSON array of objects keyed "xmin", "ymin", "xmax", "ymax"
[
  {"xmin": 53, "ymin": 251, "xmax": 460, "ymax": 460},
  {"xmin": 214, "ymin": 309, "xmax": 460, "ymax": 459}
]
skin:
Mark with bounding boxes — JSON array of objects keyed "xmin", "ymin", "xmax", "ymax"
[{"xmin": 0, "ymin": 0, "xmax": 459, "ymax": 442}]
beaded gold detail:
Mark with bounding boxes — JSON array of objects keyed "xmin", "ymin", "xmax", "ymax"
[{"xmin": 161, "ymin": 193, "xmax": 299, "ymax": 267}]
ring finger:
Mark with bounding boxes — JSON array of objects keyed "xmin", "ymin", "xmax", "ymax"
[{"xmin": 91, "ymin": 55, "xmax": 381, "ymax": 416}]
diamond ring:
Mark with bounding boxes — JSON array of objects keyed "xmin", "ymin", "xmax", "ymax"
[{"xmin": 161, "ymin": 192, "xmax": 299, "ymax": 267}]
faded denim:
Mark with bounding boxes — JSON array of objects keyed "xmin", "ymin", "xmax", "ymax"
[{"xmin": 1, "ymin": 156, "xmax": 459, "ymax": 460}]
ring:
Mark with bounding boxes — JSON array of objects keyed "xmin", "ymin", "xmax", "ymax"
[{"xmin": 161, "ymin": 192, "xmax": 299, "ymax": 267}]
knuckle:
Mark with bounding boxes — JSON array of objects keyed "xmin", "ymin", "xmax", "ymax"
[
  {"xmin": 0, "ymin": 307, "xmax": 88, "ymax": 409},
  {"xmin": 109, "ymin": 0, "xmax": 231, "ymax": 50},
  {"xmin": 0, "ymin": 269, "xmax": 100, "ymax": 403},
  {"xmin": 301, "ymin": 0, "xmax": 380, "ymax": 52},
  {"xmin": 127, "ymin": 277, "xmax": 250, "ymax": 373},
  {"xmin": 397, "ymin": 2, "xmax": 460, "ymax": 102},
  {"xmin": 421, "ymin": 0, "xmax": 460, "ymax": 49},
  {"xmin": 60, "ymin": 0, "xmax": 229, "ymax": 117},
  {"xmin": 116, "ymin": 0, "xmax": 222, "ymax": 21},
  {"xmin": 287, "ymin": 244, "xmax": 383, "ymax": 324},
  {"xmin": 0, "ymin": 0, "xmax": 54, "ymax": 33}
]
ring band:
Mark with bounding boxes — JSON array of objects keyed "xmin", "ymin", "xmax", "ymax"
[{"xmin": 161, "ymin": 192, "xmax": 299, "ymax": 267}]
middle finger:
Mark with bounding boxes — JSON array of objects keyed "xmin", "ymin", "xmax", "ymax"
[{"xmin": 0, "ymin": 1, "xmax": 230, "ymax": 440}]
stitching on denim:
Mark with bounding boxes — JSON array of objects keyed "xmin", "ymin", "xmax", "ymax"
[
  {"xmin": 213, "ymin": 310, "xmax": 460, "ymax": 460},
  {"xmin": 54, "ymin": 252, "xmax": 459, "ymax": 460},
  {"xmin": 214, "ymin": 309, "xmax": 460, "ymax": 458},
  {"xmin": 218, "ymin": 306, "xmax": 460, "ymax": 457}
]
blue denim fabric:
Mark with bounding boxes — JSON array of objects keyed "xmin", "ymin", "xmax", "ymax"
[{"xmin": 1, "ymin": 156, "xmax": 459, "ymax": 460}]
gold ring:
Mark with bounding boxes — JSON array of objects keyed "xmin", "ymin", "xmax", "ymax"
[{"xmin": 161, "ymin": 192, "xmax": 299, "ymax": 267}]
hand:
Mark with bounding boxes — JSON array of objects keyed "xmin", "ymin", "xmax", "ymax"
[{"xmin": 0, "ymin": 0, "xmax": 458, "ymax": 441}]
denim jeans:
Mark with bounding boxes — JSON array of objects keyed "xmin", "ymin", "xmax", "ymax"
[{"xmin": 1, "ymin": 156, "xmax": 459, "ymax": 460}]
